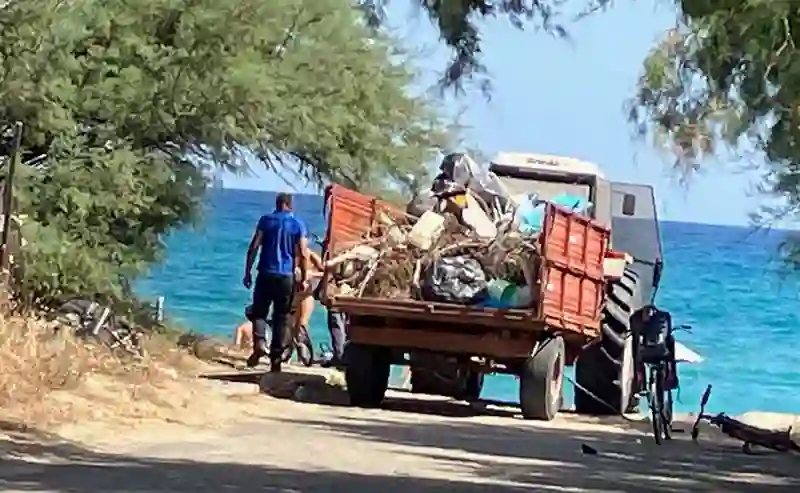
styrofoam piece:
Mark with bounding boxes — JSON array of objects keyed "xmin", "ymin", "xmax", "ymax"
[{"xmin": 408, "ymin": 211, "xmax": 445, "ymax": 250}]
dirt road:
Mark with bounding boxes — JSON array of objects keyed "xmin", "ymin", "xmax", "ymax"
[{"xmin": 1, "ymin": 367, "xmax": 798, "ymax": 493}]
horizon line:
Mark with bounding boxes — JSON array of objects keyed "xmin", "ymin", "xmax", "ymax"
[{"xmin": 215, "ymin": 184, "xmax": 769, "ymax": 230}]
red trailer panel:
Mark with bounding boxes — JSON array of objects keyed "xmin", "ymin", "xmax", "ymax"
[{"xmin": 323, "ymin": 185, "xmax": 609, "ymax": 335}]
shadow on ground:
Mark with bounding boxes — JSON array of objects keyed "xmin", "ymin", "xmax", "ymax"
[
  {"xmin": 268, "ymin": 411, "xmax": 800, "ymax": 493},
  {"xmin": 160, "ymin": 369, "xmax": 800, "ymax": 492},
  {"xmin": 203, "ymin": 368, "xmax": 520, "ymax": 418},
  {"xmin": 0, "ymin": 429, "xmax": 517, "ymax": 493},
  {"xmin": 2, "ymin": 406, "xmax": 799, "ymax": 493}
]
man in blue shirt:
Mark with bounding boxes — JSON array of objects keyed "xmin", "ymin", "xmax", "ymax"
[{"xmin": 243, "ymin": 193, "xmax": 310, "ymax": 372}]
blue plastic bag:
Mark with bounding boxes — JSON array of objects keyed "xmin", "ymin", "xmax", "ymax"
[{"xmin": 516, "ymin": 193, "xmax": 592, "ymax": 235}]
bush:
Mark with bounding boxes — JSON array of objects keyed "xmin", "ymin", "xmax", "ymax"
[
  {"xmin": 0, "ymin": 0, "xmax": 454, "ymax": 307},
  {"xmin": 0, "ymin": 313, "xmax": 204, "ymax": 427}
]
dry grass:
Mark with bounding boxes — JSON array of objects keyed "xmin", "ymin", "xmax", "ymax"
[{"xmin": 0, "ymin": 313, "xmax": 233, "ymax": 431}]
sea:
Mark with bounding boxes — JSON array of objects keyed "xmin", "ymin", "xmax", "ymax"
[{"xmin": 137, "ymin": 189, "xmax": 800, "ymax": 416}]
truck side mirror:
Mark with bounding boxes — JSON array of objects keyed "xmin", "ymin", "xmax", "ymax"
[{"xmin": 622, "ymin": 193, "xmax": 636, "ymax": 216}]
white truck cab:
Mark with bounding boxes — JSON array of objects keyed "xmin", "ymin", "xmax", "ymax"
[{"xmin": 490, "ymin": 152, "xmax": 606, "ymax": 179}]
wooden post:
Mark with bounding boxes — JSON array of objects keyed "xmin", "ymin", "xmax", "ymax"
[
  {"xmin": 1, "ymin": 122, "xmax": 21, "ymax": 273},
  {"xmin": 0, "ymin": 122, "xmax": 21, "ymax": 309}
]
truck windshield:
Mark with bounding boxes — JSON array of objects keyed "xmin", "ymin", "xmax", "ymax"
[{"xmin": 490, "ymin": 166, "xmax": 594, "ymax": 216}]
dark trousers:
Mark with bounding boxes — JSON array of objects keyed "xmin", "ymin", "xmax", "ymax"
[
  {"xmin": 327, "ymin": 310, "xmax": 347, "ymax": 360},
  {"xmin": 251, "ymin": 272, "xmax": 294, "ymax": 362}
]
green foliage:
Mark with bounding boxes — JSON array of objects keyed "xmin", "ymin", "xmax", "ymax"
[
  {"xmin": 0, "ymin": 0, "xmax": 455, "ymax": 304},
  {"xmin": 628, "ymin": 2, "xmax": 800, "ymax": 260},
  {"xmin": 358, "ymin": 0, "xmax": 605, "ymax": 91},
  {"xmin": 359, "ymin": 0, "xmax": 800, "ymax": 262},
  {"xmin": 13, "ymin": 135, "xmax": 205, "ymax": 303}
]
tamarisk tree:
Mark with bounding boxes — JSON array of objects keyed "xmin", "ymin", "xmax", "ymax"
[
  {"xmin": 357, "ymin": 0, "xmax": 608, "ymax": 90},
  {"xmin": 366, "ymin": 2, "xmax": 800, "ymax": 232},
  {"xmin": 0, "ymin": 0, "xmax": 454, "ymax": 303},
  {"xmin": 627, "ymin": 2, "xmax": 800, "ymax": 260}
]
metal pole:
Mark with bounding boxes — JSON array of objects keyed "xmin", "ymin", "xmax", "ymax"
[
  {"xmin": 155, "ymin": 296, "xmax": 165, "ymax": 322},
  {"xmin": 1, "ymin": 122, "xmax": 22, "ymax": 272}
]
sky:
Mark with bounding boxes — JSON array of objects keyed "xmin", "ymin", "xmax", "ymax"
[{"xmin": 222, "ymin": 1, "xmax": 765, "ymax": 226}]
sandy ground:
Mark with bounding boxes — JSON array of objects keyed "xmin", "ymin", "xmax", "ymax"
[{"xmin": 1, "ymin": 366, "xmax": 798, "ymax": 493}]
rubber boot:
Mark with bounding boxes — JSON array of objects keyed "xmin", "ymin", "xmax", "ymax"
[{"xmin": 246, "ymin": 339, "xmax": 268, "ymax": 368}]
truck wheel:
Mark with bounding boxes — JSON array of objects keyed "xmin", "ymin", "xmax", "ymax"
[
  {"xmin": 519, "ymin": 335, "xmax": 565, "ymax": 421},
  {"xmin": 574, "ymin": 268, "xmax": 640, "ymax": 415},
  {"xmin": 344, "ymin": 343, "xmax": 390, "ymax": 408}
]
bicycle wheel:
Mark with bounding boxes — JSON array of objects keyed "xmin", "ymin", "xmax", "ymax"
[
  {"xmin": 649, "ymin": 367, "xmax": 665, "ymax": 445},
  {"xmin": 278, "ymin": 317, "xmax": 294, "ymax": 362},
  {"xmin": 52, "ymin": 299, "xmax": 98, "ymax": 335},
  {"xmin": 295, "ymin": 325, "xmax": 314, "ymax": 367}
]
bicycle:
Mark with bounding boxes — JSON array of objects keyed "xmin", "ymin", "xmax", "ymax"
[
  {"xmin": 278, "ymin": 316, "xmax": 314, "ymax": 367},
  {"xmin": 637, "ymin": 306, "xmax": 689, "ymax": 444},
  {"xmin": 245, "ymin": 305, "xmax": 314, "ymax": 367},
  {"xmin": 51, "ymin": 297, "xmax": 146, "ymax": 358},
  {"xmin": 691, "ymin": 385, "xmax": 800, "ymax": 454}
]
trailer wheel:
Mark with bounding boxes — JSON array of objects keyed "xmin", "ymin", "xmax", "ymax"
[
  {"xmin": 409, "ymin": 354, "xmax": 457, "ymax": 396},
  {"xmin": 344, "ymin": 343, "xmax": 390, "ymax": 408},
  {"xmin": 410, "ymin": 354, "xmax": 484, "ymax": 401},
  {"xmin": 574, "ymin": 268, "xmax": 640, "ymax": 415},
  {"xmin": 519, "ymin": 336, "xmax": 565, "ymax": 421},
  {"xmin": 412, "ymin": 368, "xmax": 484, "ymax": 401},
  {"xmin": 455, "ymin": 370, "xmax": 484, "ymax": 402},
  {"xmin": 409, "ymin": 367, "xmax": 448, "ymax": 396}
]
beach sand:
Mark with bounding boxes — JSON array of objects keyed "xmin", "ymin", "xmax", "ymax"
[{"xmin": 1, "ymin": 365, "xmax": 798, "ymax": 493}]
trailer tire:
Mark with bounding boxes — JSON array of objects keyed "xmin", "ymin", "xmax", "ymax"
[
  {"xmin": 520, "ymin": 336, "xmax": 565, "ymax": 421},
  {"xmin": 455, "ymin": 370, "xmax": 484, "ymax": 402},
  {"xmin": 409, "ymin": 354, "xmax": 484, "ymax": 401},
  {"xmin": 409, "ymin": 353, "xmax": 448, "ymax": 396},
  {"xmin": 344, "ymin": 343, "xmax": 390, "ymax": 408},
  {"xmin": 409, "ymin": 369, "xmax": 447, "ymax": 397},
  {"xmin": 574, "ymin": 268, "xmax": 641, "ymax": 415}
]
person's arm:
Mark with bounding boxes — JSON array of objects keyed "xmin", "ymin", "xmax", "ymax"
[
  {"xmin": 244, "ymin": 218, "xmax": 265, "ymax": 281},
  {"xmin": 308, "ymin": 250, "xmax": 325, "ymax": 272},
  {"xmin": 294, "ymin": 220, "xmax": 310, "ymax": 285}
]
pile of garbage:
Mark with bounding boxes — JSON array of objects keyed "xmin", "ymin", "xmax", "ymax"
[{"xmin": 325, "ymin": 153, "xmax": 591, "ymax": 308}]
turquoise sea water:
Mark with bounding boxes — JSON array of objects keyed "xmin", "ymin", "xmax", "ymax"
[{"xmin": 137, "ymin": 189, "xmax": 800, "ymax": 415}]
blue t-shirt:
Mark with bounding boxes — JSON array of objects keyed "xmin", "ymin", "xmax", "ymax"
[{"xmin": 256, "ymin": 211, "xmax": 307, "ymax": 276}]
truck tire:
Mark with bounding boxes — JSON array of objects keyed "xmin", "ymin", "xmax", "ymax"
[
  {"xmin": 344, "ymin": 343, "xmax": 391, "ymax": 408},
  {"xmin": 574, "ymin": 268, "xmax": 640, "ymax": 415},
  {"xmin": 409, "ymin": 354, "xmax": 484, "ymax": 401},
  {"xmin": 519, "ymin": 335, "xmax": 565, "ymax": 421}
]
